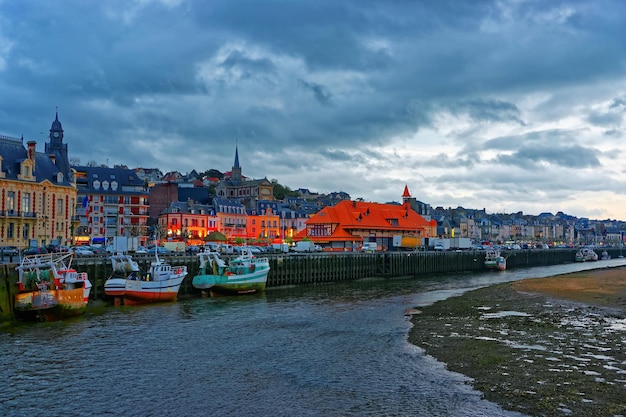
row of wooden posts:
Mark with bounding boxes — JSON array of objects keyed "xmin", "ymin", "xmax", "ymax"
[
  {"xmin": 67, "ymin": 247, "xmax": 585, "ymax": 299},
  {"xmin": 0, "ymin": 248, "xmax": 597, "ymax": 317}
]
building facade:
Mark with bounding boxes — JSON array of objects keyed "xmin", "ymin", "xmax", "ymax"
[
  {"xmin": 73, "ymin": 165, "xmax": 149, "ymax": 246},
  {"xmin": 298, "ymin": 187, "xmax": 437, "ymax": 251},
  {"xmin": 158, "ymin": 200, "xmax": 219, "ymax": 246},
  {"xmin": 0, "ymin": 113, "xmax": 78, "ymax": 249}
]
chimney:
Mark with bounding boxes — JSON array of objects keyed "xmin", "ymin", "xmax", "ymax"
[
  {"xmin": 27, "ymin": 141, "xmax": 36, "ymax": 160},
  {"xmin": 27, "ymin": 141, "xmax": 36, "ymax": 172}
]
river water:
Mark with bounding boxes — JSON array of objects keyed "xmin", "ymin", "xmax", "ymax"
[{"xmin": 2, "ymin": 259, "xmax": 625, "ymax": 417}]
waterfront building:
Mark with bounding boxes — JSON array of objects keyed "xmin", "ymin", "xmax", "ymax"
[
  {"xmin": 0, "ymin": 113, "xmax": 78, "ymax": 249},
  {"xmin": 73, "ymin": 165, "xmax": 149, "ymax": 246},
  {"xmin": 157, "ymin": 200, "xmax": 218, "ymax": 246},
  {"xmin": 213, "ymin": 197, "xmax": 247, "ymax": 241},
  {"xmin": 297, "ymin": 187, "xmax": 437, "ymax": 251},
  {"xmin": 247, "ymin": 200, "xmax": 281, "ymax": 242},
  {"xmin": 275, "ymin": 198, "xmax": 315, "ymax": 241}
]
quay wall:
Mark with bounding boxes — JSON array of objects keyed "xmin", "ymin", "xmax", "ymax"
[{"xmin": 0, "ymin": 248, "xmax": 604, "ymax": 323}]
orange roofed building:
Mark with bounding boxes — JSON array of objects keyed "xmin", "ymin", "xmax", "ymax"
[{"xmin": 296, "ymin": 186, "xmax": 437, "ymax": 251}]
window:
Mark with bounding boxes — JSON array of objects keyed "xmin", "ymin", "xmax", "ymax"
[
  {"xmin": 23, "ymin": 224, "xmax": 29, "ymax": 239},
  {"xmin": 7, "ymin": 223, "xmax": 14, "ymax": 238},
  {"xmin": 22, "ymin": 193, "xmax": 31, "ymax": 214},
  {"xmin": 57, "ymin": 198, "xmax": 63, "ymax": 214},
  {"xmin": 7, "ymin": 191, "xmax": 15, "ymax": 212}
]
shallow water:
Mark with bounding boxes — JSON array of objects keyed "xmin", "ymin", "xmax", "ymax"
[{"xmin": 2, "ymin": 260, "xmax": 625, "ymax": 416}]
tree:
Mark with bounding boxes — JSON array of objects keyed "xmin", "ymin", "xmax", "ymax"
[
  {"xmin": 199, "ymin": 169, "xmax": 224, "ymax": 180},
  {"xmin": 272, "ymin": 181, "xmax": 299, "ymax": 200}
]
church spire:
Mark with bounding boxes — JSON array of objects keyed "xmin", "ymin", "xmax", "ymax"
[
  {"xmin": 402, "ymin": 184, "xmax": 411, "ymax": 198},
  {"xmin": 231, "ymin": 144, "xmax": 242, "ymax": 182},
  {"xmin": 402, "ymin": 184, "xmax": 411, "ymax": 207},
  {"xmin": 234, "ymin": 144, "xmax": 240, "ymax": 169}
]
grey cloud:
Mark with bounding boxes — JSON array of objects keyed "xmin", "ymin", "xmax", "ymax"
[
  {"xmin": 497, "ymin": 144, "xmax": 601, "ymax": 169},
  {"xmin": 297, "ymin": 79, "xmax": 333, "ymax": 106}
]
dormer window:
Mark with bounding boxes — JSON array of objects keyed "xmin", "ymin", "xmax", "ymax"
[
  {"xmin": 93, "ymin": 180, "xmax": 101, "ymax": 189},
  {"xmin": 111, "ymin": 181, "xmax": 118, "ymax": 191},
  {"xmin": 18, "ymin": 160, "xmax": 34, "ymax": 181},
  {"xmin": 56, "ymin": 172, "xmax": 64, "ymax": 183},
  {"xmin": 102, "ymin": 180, "xmax": 109, "ymax": 190}
]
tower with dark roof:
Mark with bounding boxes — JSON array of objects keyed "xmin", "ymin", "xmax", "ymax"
[
  {"xmin": 231, "ymin": 145, "xmax": 242, "ymax": 183},
  {"xmin": 44, "ymin": 112, "xmax": 73, "ymax": 182}
]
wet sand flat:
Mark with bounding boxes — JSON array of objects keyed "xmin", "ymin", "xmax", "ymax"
[
  {"xmin": 512, "ymin": 267, "xmax": 626, "ymax": 308},
  {"xmin": 408, "ymin": 266, "xmax": 626, "ymax": 416}
]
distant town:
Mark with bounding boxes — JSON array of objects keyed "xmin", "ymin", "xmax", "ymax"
[{"xmin": 1, "ymin": 113, "xmax": 624, "ymax": 253}]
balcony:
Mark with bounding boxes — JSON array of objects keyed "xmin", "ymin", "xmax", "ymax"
[{"xmin": 1, "ymin": 210, "xmax": 38, "ymax": 219}]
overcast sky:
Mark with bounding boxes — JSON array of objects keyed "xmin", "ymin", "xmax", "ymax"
[{"xmin": 1, "ymin": 1, "xmax": 626, "ymax": 220}]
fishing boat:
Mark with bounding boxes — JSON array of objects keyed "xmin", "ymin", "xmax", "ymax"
[
  {"xmin": 192, "ymin": 248, "xmax": 270, "ymax": 295},
  {"xmin": 104, "ymin": 252, "xmax": 188, "ymax": 305},
  {"xmin": 575, "ymin": 247, "xmax": 598, "ymax": 262},
  {"xmin": 484, "ymin": 249, "xmax": 506, "ymax": 271},
  {"xmin": 14, "ymin": 252, "xmax": 92, "ymax": 321}
]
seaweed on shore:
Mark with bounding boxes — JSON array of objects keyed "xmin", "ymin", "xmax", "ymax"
[{"xmin": 408, "ymin": 283, "xmax": 626, "ymax": 417}]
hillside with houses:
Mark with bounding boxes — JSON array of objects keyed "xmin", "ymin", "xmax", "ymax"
[{"xmin": 1, "ymin": 113, "xmax": 625, "ymax": 252}]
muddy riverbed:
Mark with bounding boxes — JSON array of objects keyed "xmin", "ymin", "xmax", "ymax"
[{"xmin": 408, "ymin": 267, "xmax": 626, "ymax": 417}]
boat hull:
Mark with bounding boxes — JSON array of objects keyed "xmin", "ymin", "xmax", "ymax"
[
  {"xmin": 485, "ymin": 257, "xmax": 506, "ymax": 271},
  {"xmin": 192, "ymin": 269, "xmax": 269, "ymax": 295},
  {"xmin": 104, "ymin": 276, "xmax": 185, "ymax": 305},
  {"xmin": 14, "ymin": 288, "xmax": 89, "ymax": 321}
]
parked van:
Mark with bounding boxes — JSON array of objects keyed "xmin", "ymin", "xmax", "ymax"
[
  {"xmin": 271, "ymin": 243, "xmax": 289, "ymax": 253},
  {"xmin": 219, "ymin": 244, "xmax": 234, "ymax": 254},
  {"xmin": 292, "ymin": 241, "xmax": 316, "ymax": 253},
  {"xmin": 361, "ymin": 242, "xmax": 378, "ymax": 252},
  {"xmin": 204, "ymin": 242, "xmax": 220, "ymax": 252}
]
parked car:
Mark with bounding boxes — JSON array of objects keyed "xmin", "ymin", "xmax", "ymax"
[
  {"xmin": 22, "ymin": 247, "xmax": 48, "ymax": 256},
  {"xmin": 233, "ymin": 245, "xmax": 261, "ymax": 254},
  {"xmin": 185, "ymin": 245, "xmax": 201, "ymax": 254},
  {"xmin": 146, "ymin": 246, "xmax": 171, "ymax": 255},
  {"xmin": 89, "ymin": 245, "xmax": 107, "ymax": 255},
  {"xmin": 0, "ymin": 246, "xmax": 19, "ymax": 256},
  {"xmin": 134, "ymin": 246, "xmax": 148, "ymax": 254},
  {"xmin": 72, "ymin": 247, "xmax": 94, "ymax": 256}
]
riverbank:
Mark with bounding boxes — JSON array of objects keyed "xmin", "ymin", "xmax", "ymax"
[{"xmin": 408, "ymin": 266, "xmax": 626, "ymax": 417}]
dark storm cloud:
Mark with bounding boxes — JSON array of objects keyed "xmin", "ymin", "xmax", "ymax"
[
  {"xmin": 2, "ymin": 0, "xmax": 626, "ymax": 217},
  {"xmin": 449, "ymin": 99, "xmax": 524, "ymax": 124},
  {"xmin": 497, "ymin": 144, "xmax": 601, "ymax": 169},
  {"xmin": 297, "ymin": 80, "xmax": 333, "ymax": 106}
]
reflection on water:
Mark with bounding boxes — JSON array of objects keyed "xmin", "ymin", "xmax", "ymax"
[{"xmin": 2, "ymin": 260, "xmax": 624, "ymax": 416}]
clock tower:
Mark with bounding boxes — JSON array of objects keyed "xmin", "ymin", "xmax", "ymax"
[
  {"xmin": 48, "ymin": 111, "xmax": 64, "ymax": 146},
  {"xmin": 44, "ymin": 111, "xmax": 73, "ymax": 182}
]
